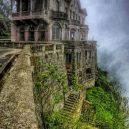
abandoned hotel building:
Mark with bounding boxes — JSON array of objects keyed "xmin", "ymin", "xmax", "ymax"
[
  {"xmin": 10, "ymin": 0, "xmax": 97, "ymax": 86},
  {"xmin": 0, "ymin": 0, "xmax": 97, "ymax": 128}
]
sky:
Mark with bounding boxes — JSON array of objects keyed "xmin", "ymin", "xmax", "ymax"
[{"xmin": 81, "ymin": 0, "xmax": 129, "ymax": 97}]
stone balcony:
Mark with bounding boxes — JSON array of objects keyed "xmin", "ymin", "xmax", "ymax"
[
  {"xmin": 69, "ymin": 19, "xmax": 80, "ymax": 25},
  {"xmin": 11, "ymin": 10, "xmax": 50, "ymax": 21},
  {"xmin": 51, "ymin": 11, "xmax": 68, "ymax": 20}
]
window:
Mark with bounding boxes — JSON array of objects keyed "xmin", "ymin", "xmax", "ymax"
[
  {"xmin": 70, "ymin": 29, "xmax": 76, "ymax": 40},
  {"xmin": 65, "ymin": 25, "xmax": 69, "ymax": 40},
  {"xmin": 89, "ymin": 51, "xmax": 92, "ymax": 58},
  {"xmin": 86, "ymin": 68, "xmax": 92, "ymax": 74},
  {"xmin": 22, "ymin": 0, "xmax": 29, "ymax": 11},
  {"xmin": 66, "ymin": 53, "xmax": 72, "ymax": 64},
  {"xmin": 55, "ymin": 0, "xmax": 59, "ymax": 11},
  {"xmin": 19, "ymin": 27, "xmax": 25, "ymax": 41},
  {"xmin": 52, "ymin": 23, "xmax": 62, "ymax": 40},
  {"xmin": 85, "ymin": 50, "xmax": 88, "ymax": 59},
  {"xmin": 29, "ymin": 26, "xmax": 35, "ymax": 41},
  {"xmin": 38, "ymin": 25, "xmax": 46, "ymax": 41}
]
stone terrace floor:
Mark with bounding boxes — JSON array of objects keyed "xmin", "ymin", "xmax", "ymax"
[{"xmin": 0, "ymin": 47, "xmax": 21, "ymax": 71}]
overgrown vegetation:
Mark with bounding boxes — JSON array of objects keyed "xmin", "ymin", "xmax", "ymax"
[
  {"xmin": 0, "ymin": 0, "xmax": 10, "ymax": 38},
  {"xmin": 33, "ymin": 57, "xmax": 69, "ymax": 129},
  {"xmin": 34, "ymin": 63, "xmax": 129, "ymax": 129},
  {"xmin": 81, "ymin": 68, "xmax": 129, "ymax": 129}
]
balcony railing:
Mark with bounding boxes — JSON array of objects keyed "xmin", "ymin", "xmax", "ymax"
[
  {"xmin": 21, "ymin": 11, "xmax": 30, "ymax": 16},
  {"xmin": 51, "ymin": 11, "xmax": 68, "ymax": 20},
  {"xmin": 12, "ymin": 10, "xmax": 49, "ymax": 20},
  {"xmin": 12, "ymin": 12, "xmax": 20, "ymax": 17},
  {"xmin": 70, "ymin": 19, "xmax": 80, "ymax": 25}
]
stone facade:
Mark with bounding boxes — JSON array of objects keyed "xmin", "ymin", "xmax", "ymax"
[
  {"xmin": 10, "ymin": 0, "xmax": 97, "ymax": 87},
  {"xmin": 11, "ymin": 0, "xmax": 88, "ymax": 41}
]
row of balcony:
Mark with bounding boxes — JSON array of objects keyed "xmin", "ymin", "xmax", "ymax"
[
  {"xmin": 12, "ymin": 10, "xmax": 68, "ymax": 20},
  {"xmin": 12, "ymin": 10, "xmax": 87, "ymax": 27}
]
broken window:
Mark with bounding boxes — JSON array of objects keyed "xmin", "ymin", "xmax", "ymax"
[{"xmin": 52, "ymin": 23, "xmax": 62, "ymax": 40}]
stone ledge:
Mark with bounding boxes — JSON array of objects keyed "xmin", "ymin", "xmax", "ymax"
[{"xmin": 0, "ymin": 45, "xmax": 38, "ymax": 129}]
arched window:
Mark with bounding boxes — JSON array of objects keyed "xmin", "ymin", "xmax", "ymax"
[
  {"xmin": 19, "ymin": 27, "xmax": 25, "ymax": 41},
  {"xmin": 70, "ymin": 29, "xmax": 76, "ymax": 40},
  {"xmin": 52, "ymin": 23, "xmax": 62, "ymax": 40},
  {"xmin": 29, "ymin": 26, "xmax": 35, "ymax": 41}
]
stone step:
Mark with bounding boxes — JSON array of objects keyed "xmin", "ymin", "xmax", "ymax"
[
  {"xmin": 67, "ymin": 98, "xmax": 78, "ymax": 102},
  {"xmin": 64, "ymin": 107, "xmax": 75, "ymax": 112},
  {"xmin": 68, "ymin": 94, "xmax": 78, "ymax": 98},
  {"xmin": 65, "ymin": 100, "xmax": 78, "ymax": 105},
  {"xmin": 64, "ymin": 105, "xmax": 76, "ymax": 110}
]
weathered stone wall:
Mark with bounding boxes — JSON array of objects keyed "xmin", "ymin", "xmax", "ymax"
[
  {"xmin": 31, "ymin": 43, "xmax": 68, "ymax": 128},
  {"xmin": 0, "ymin": 46, "xmax": 38, "ymax": 129}
]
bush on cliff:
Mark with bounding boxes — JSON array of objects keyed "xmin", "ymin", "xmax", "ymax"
[{"xmin": 85, "ymin": 68, "xmax": 129, "ymax": 129}]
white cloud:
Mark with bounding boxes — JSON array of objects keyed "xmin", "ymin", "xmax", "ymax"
[{"xmin": 81, "ymin": 0, "xmax": 129, "ymax": 96}]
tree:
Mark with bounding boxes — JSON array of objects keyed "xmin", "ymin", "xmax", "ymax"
[{"xmin": 0, "ymin": 0, "xmax": 11, "ymax": 38}]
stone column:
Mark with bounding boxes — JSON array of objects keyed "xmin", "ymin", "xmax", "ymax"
[
  {"xmin": 35, "ymin": 31, "xmax": 39, "ymax": 41},
  {"xmin": 30, "ymin": 0, "xmax": 33, "ymax": 15},
  {"xmin": 20, "ymin": 0, "xmax": 22, "ymax": 16},
  {"xmin": 11, "ymin": 23, "xmax": 17, "ymax": 41},
  {"xmin": 16, "ymin": 29, "xmax": 20, "ymax": 41},
  {"xmin": 25, "ymin": 30, "xmax": 29, "ymax": 41}
]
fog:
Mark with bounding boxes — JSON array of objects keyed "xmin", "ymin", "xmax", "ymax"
[{"xmin": 81, "ymin": 0, "xmax": 129, "ymax": 96}]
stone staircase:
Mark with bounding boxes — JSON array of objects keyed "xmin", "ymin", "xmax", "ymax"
[{"xmin": 61, "ymin": 92, "xmax": 84, "ymax": 128}]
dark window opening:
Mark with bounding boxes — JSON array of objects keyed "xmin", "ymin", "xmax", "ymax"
[
  {"xmin": 86, "ymin": 68, "xmax": 92, "ymax": 74},
  {"xmin": 34, "ymin": 0, "xmax": 43, "ymax": 11},
  {"xmin": 77, "ymin": 52, "xmax": 81, "ymax": 66},
  {"xmin": 38, "ymin": 25, "xmax": 47, "ymax": 41},
  {"xmin": 85, "ymin": 50, "xmax": 88, "ymax": 59},
  {"xmin": 52, "ymin": 23, "xmax": 61, "ymax": 40},
  {"xmin": 66, "ymin": 53, "xmax": 72, "ymax": 64},
  {"xmin": 19, "ymin": 27, "xmax": 25, "ymax": 41},
  {"xmin": 29, "ymin": 26, "xmax": 35, "ymax": 41},
  {"xmin": 44, "ymin": 0, "xmax": 48, "ymax": 9},
  {"xmin": 70, "ymin": 29, "xmax": 76, "ymax": 40},
  {"xmin": 22, "ymin": 0, "xmax": 30, "ymax": 12}
]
